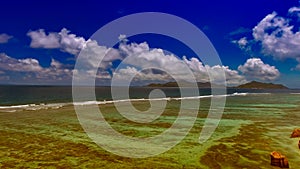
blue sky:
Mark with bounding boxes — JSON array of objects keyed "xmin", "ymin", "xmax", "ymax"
[{"xmin": 0, "ymin": 0, "xmax": 300, "ymax": 87}]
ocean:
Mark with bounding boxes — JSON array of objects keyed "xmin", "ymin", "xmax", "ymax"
[
  {"xmin": 1, "ymin": 85, "xmax": 300, "ymax": 168},
  {"xmin": 0, "ymin": 85, "xmax": 298, "ymax": 106}
]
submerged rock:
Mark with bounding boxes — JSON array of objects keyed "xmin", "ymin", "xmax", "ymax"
[
  {"xmin": 270, "ymin": 151, "xmax": 289, "ymax": 168},
  {"xmin": 291, "ymin": 128, "xmax": 300, "ymax": 138},
  {"xmin": 298, "ymin": 140, "xmax": 300, "ymax": 149}
]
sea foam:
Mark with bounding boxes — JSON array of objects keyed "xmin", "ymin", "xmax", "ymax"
[{"xmin": 0, "ymin": 92, "xmax": 268, "ymax": 111}]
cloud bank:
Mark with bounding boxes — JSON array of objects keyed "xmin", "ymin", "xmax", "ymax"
[
  {"xmin": 1, "ymin": 28, "xmax": 282, "ymax": 85},
  {"xmin": 0, "ymin": 53, "xmax": 72, "ymax": 84}
]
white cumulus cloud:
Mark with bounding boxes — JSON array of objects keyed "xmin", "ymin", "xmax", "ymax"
[
  {"xmin": 231, "ymin": 37, "xmax": 250, "ymax": 51},
  {"xmin": 0, "ymin": 53, "xmax": 43, "ymax": 72},
  {"xmin": 231, "ymin": 7, "xmax": 300, "ymax": 70},
  {"xmin": 58, "ymin": 28, "xmax": 86, "ymax": 55},
  {"xmin": 119, "ymin": 42, "xmax": 190, "ymax": 78},
  {"xmin": 183, "ymin": 56, "xmax": 247, "ymax": 85},
  {"xmin": 113, "ymin": 66, "xmax": 172, "ymax": 85},
  {"xmin": 238, "ymin": 58, "xmax": 280, "ymax": 81},
  {"xmin": 288, "ymin": 6, "xmax": 300, "ymax": 18},
  {"xmin": 79, "ymin": 39, "xmax": 121, "ymax": 69},
  {"xmin": 252, "ymin": 11, "xmax": 300, "ymax": 61},
  {"xmin": 27, "ymin": 28, "xmax": 87, "ymax": 55},
  {"xmin": 27, "ymin": 29, "xmax": 60, "ymax": 48}
]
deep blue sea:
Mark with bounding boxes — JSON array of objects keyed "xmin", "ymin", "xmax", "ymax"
[{"xmin": 0, "ymin": 85, "xmax": 299, "ymax": 106}]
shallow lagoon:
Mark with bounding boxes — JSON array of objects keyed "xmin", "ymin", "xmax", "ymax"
[{"xmin": 1, "ymin": 93, "xmax": 300, "ymax": 168}]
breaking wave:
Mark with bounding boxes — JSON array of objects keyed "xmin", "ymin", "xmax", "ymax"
[{"xmin": 0, "ymin": 92, "xmax": 273, "ymax": 112}]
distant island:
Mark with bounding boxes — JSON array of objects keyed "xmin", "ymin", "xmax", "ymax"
[
  {"xmin": 146, "ymin": 81, "xmax": 288, "ymax": 89},
  {"xmin": 235, "ymin": 81, "xmax": 288, "ymax": 89},
  {"xmin": 147, "ymin": 82, "xmax": 213, "ymax": 88},
  {"xmin": 147, "ymin": 82, "xmax": 179, "ymax": 87}
]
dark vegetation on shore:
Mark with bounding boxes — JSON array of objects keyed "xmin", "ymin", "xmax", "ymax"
[
  {"xmin": 146, "ymin": 81, "xmax": 288, "ymax": 89},
  {"xmin": 236, "ymin": 81, "xmax": 288, "ymax": 89}
]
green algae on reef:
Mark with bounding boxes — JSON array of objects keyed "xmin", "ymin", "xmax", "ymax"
[{"xmin": 1, "ymin": 94, "xmax": 300, "ymax": 168}]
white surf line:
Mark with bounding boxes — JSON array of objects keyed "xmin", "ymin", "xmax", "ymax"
[
  {"xmin": 0, "ymin": 102, "xmax": 72, "ymax": 110},
  {"xmin": 73, "ymin": 93, "xmax": 252, "ymax": 106},
  {"xmin": 1, "ymin": 92, "xmax": 264, "ymax": 110}
]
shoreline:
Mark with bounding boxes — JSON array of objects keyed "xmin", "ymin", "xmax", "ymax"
[{"xmin": 0, "ymin": 92, "xmax": 273, "ymax": 112}]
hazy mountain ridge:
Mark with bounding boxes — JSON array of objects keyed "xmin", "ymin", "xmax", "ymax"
[
  {"xmin": 235, "ymin": 81, "xmax": 288, "ymax": 89},
  {"xmin": 146, "ymin": 81, "xmax": 288, "ymax": 89},
  {"xmin": 147, "ymin": 82, "xmax": 214, "ymax": 88}
]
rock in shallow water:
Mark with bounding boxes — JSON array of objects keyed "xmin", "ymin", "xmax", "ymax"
[
  {"xmin": 290, "ymin": 128, "xmax": 300, "ymax": 138},
  {"xmin": 270, "ymin": 151, "xmax": 289, "ymax": 168}
]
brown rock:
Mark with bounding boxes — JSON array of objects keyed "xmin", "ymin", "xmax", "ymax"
[
  {"xmin": 270, "ymin": 151, "xmax": 289, "ymax": 168},
  {"xmin": 291, "ymin": 128, "xmax": 300, "ymax": 138},
  {"xmin": 298, "ymin": 140, "xmax": 300, "ymax": 149}
]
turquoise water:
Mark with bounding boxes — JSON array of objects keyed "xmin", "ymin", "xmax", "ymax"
[{"xmin": 1, "ymin": 89, "xmax": 300, "ymax": 168}]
